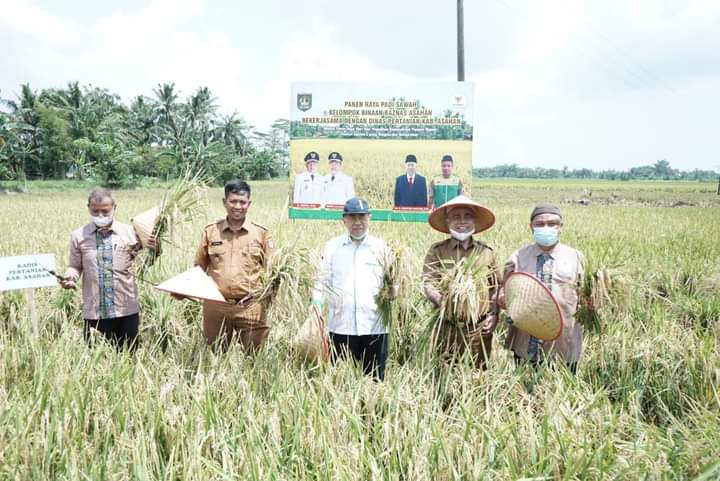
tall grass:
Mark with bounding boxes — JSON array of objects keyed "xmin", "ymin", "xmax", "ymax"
[{"xmin": 0, "ymin": 179, "xmax": 718, "ymax": 480}]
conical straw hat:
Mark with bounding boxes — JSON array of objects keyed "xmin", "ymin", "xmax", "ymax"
[
  {"xmin": 155, "ymin": 266, "xmax": 226, "ymax": 303},
  {"xmin": 428, "ymin": 195, "xmax": 496, "ymax": 234},
  {"xmin": 504, "ymin": 271, "xmax": 563, "ymax": 341},
  {"xmin": 293, "ymin": 305, "xmax": 330, "ymax": 362},
  {"xmin": 132, "ymin": 207, "xmax": 160, "ymax": 246}
]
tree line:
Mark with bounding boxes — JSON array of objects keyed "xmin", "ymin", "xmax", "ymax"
[
  {"xmin": 473, "ymin": 160, "xmax": 718, "ymax": 181},
  {"xmin": 0, "ymin": 82, "xmax": 289, "ymax": 187}
]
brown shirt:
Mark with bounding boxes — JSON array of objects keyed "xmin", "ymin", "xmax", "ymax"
[
  {"xmin": 64, "ymin": 221, "xmax": 142, "ymax": 320},
  {"xmin": 422, "ymin": 237, "xmax": 501, "ymax": 316},
  {"xmin": 503, "ymin": 242, "xmax": 585, "ymax": 363},
  {"xmin": 194, "ymin": 218, "xmax": 273, "ymax": 301}
]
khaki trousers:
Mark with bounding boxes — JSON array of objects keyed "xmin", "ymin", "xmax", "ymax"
[
  {"xmin": 202, "ymin": 301, "xmax": 269, "ymax": 353},
  {"xmin": 434, "ymin": 323, "xmax": 492, "ymax": 370}
]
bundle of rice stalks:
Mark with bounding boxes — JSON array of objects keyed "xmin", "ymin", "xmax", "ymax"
[
  {"xmin": 253, "ymin": 244, "xmax": 315, "ymax": 313},
  {"xmin": 376, "ymin": 241, "xmax": 414, "ymax": 328},
  {"xmin": 134, "ymin": 168, "xmax": 207, "ymax": 277},
  {"xmin": 578, "ymin": 265, "xmax": 632, "ymax": 332},
  {"xmin": 428, "ymin": 252, "xmax": 495, "ymax": 333}
]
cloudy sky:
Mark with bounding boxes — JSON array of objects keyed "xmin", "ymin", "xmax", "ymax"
[{"xmin": 2, "ymin": 0, "xmax": 719, "ymax": 170}]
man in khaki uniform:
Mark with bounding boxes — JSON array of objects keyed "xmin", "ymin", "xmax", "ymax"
[
  {"xmin": 501, "ymin": 203, "xmax": 586, "ymax": 373},
  {"xmin": 422, "ymin": 195, "xmax": 500, "ymax": 369},
  {"xmin": 184, "ymin": 180, "xmax": 274, "ymax": 352}
]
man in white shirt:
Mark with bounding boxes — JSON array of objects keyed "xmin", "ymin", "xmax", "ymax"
[
  {"xmin": 293, "ymin": 151, "xmax": 323, "ymax": 206},
  {"xmin": 313, "ymin": 197, "xmax": 390, "ymax": 380},
  {"xmin": 321, "ymin": 151, "xmax": 355, "ymax": 207}
]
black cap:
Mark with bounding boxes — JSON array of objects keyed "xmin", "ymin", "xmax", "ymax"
[
  {"xmin": 304, "ymin": 151, "xmax": 319, "ymax": 162},
  {"xmin": 441, "ymin": 154, "xmax": 453, "ymax": 163},
  {"xmin": 530, "ymin": 203, "xmax": 562, "ymax": 221},
  {"xmin": 343, "ymin": 197, "xmax": 370, "ymax": 215},
  {"xmin": 405, "ymin": 154, "xmax": 417, "ymax": 163},
  {"xmin": 328, "ymin": 152, "xmax": 343, "ymax": 162}
]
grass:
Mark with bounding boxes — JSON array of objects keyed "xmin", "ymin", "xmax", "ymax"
[{"xmin": 0, "ymin": 179, "xmax": 719, "ymax": 480}]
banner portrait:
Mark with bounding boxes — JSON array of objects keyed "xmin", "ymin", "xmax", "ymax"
[{"xmin": 288, "ymin": 82, "xmax": 474, "ymax": 222}]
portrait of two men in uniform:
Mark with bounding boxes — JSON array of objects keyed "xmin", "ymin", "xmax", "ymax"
[{"xmin": 292, "ymin": 151, "xmax": 355, "ymax": 208}]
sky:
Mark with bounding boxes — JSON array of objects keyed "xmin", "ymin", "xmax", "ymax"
[{"xmin": 2, "ymin": 0, "xmax": 719, "ymax": 171}]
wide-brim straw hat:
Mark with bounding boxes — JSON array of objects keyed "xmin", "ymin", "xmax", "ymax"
[
  {"xmin": 428, "ymin": 195, "xmax": 496, "ymax": 234},
  {"xmin": 504, "ymin": 272, "xmax": 563, "ymax": 341},
  {"xmin": 155, "ymin": 266, "xmax": 226, "ymax": 303},
  {"xmin": 131, "ymin": 206, "xmax": 160, "ymax": 246},
  {"xmin": 293, "ymin": 305, "xmax": 330, "ymax": 362}
]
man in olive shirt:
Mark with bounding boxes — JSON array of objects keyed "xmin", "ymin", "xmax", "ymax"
[
  {"xmin": 183, "ymin": 180, "xmax": 274, "ymax": 352},
  {"xmin": 428, "ymin": 154, "xmax": 464, "ymax": 209},
  {"xmin": 501, "ymin": 203, "xmax": 587, "ymax": 373},
  {"xmin": 422, "ymin": 195, "xmax": 499, "ymax": 369}
]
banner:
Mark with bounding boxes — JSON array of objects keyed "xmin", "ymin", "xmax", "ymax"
[
  {"xmin": 0, "ymin": 254, "xmax": 58, "ymax": 291},
  {"xmin": 288, "ymin": 82, "xmax": 474, "ymax": 222}
]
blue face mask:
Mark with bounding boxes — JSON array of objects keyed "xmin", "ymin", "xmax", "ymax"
[{"xmin": 533, "ymin": 227, "xmax": 559, "ymax": 247}]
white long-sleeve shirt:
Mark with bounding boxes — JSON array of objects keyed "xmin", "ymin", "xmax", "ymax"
[
  {"xmin": 321, "ymin": 172, "xmax": 355, "ymax": 206},
  {"xmin": 293, "ymin": 171, "xmax": 323, "ymax": 205},
  {"xmin": 313, "ymin": 233, "xmax": 388, "ymax": 335}
]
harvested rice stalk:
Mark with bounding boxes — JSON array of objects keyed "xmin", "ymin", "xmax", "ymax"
[
  {"xmin": 431, "ymin": 252, "xmax": 494, "ymax": 329},
  {"xmin": 254, "ymin": 244, "xmax": 315, "ymax": 312},
  {"xmin": 134, "ymin": 167, "xmax": 207, "ymax": 277},
  {"xmin": 578, "ymin": 264, "xmax": 631, "ymax": 331},
  {"xmin": 376, "ymin": 241, "xmax": 414, "ymax": 328}
]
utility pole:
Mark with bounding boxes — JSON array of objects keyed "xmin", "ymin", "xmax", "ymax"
[{"xmin": 457, "ymin": 0, "xmax": 465, "ymax": 81}]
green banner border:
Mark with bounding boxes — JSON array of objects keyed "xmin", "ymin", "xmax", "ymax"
[{"xmin": 288, "ymin": 207, "xmax": 429, "ymax": 223}]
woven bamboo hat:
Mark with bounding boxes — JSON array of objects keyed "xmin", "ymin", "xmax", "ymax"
[
  {"xmin": 293, "ymin": 305, "xmax": 330, "ymax": 362},
  {"xmin": 504, "ymin": 271, "xmax": 563, "ymax": 341},
  {"xmin": 428, "ymin": 195, "xmax": 496, "ymax": 234},
  {"xmin": 155, "ymin": 266, "xmax": 226, "ymax": 303},
  {"xmin": 131, "ymin": 206, "xmax": 159, "ymax": 246}
]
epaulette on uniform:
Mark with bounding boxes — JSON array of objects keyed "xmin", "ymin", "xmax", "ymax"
[
  {"xmin": 251, "ymin": 220, "xmax": 269, "ymax": 231},
  {"xmin": 475, "ymin": 239, "xmax": 494, "ymax": 251},
  {"xmin": 204, "ymin": 219, "xmax": 224, "ymax": 230}
]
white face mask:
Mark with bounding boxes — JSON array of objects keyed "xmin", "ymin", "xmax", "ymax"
[
  {"xmin": 349, "ymin": 231, "xmax": 368, "ymax": 241},
  {"xmin": 449, "ymin": 228, "xmax": 473, "ymax": 242},
  {"xmin": 92, "ymin": 214, "xmax": 113, "ymax": 228}
]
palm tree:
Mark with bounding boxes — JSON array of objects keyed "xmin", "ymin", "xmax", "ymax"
[
  {"xmin": 153, "ymin": 82, "xmax": 181, "ymax": 147},
  {"xmin": 213, "ymin": 113, "xmax": 252, "ymax": 155},
  {"xmin": 186, "ymin": 86, "xmax": 217, "ymax": 146}
]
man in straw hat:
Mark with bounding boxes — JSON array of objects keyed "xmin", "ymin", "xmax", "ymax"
[
  {"xmin": 312, "ymin": 197, "xmax": 391, "ymax": 380},
  {"xmin": 500, "ymin": 203, "xmax": 587, "ymax": 373},
  {"xmin": 60, "ymin": 187, "xmax": 158, "ymax": 349},
  {"xmin": 422, "ymin": 195, "xmax": 500, "ymax": 369},
  {"xmin": 174, "ymin": 180, "xmax": 274, "ymax": 353}
]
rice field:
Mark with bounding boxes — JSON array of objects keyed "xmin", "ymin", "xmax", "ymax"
[{"xmin": 1, "ymin": 179, "xmax": 719, "ymax": 480}]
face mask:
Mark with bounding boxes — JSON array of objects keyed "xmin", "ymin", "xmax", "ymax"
[
  {"xmin": 350, "ymin": 232, "xmax": 367, "ymax": 241},
  {"xmin": 92, "ymin": 214, "xmax": 113, "ymax": 228},
  {"xmin": 533, "ymin": 226, "xmax": 559, "ymax": 247},
  {"xmin": 449, "ymin": 229, "xmax": 473, "ymax": 242}
]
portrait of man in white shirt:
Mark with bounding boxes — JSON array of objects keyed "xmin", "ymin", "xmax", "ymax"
[
  {"xmin": 321, "ymin": 151, "xmax": 355, "ymax": 207},
  {"xmin": 293, "ymin": 151, "xmax": 323, "ymax": 206}
]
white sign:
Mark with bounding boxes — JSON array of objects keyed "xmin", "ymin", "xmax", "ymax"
[{"xmin": 0, "ymin": 254, "xmax": 58, "ymax": 291}]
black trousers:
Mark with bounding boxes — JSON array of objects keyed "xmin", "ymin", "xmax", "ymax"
[
  {"xmin": 330, "ymin": 333, "xmax": 388, "ymax": 381},
  {"xmin": 84, "ymin": 313, "xmax": 139, "ymax": 349}
]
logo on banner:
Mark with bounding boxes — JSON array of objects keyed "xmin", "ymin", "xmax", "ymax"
[
  {"xmin": 450, "ymin": 94, "xmax": 466, "ymax": 108},
  {"xmin": 297, "ymin": 93, "xmax": 313, "ymax": 112}
]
